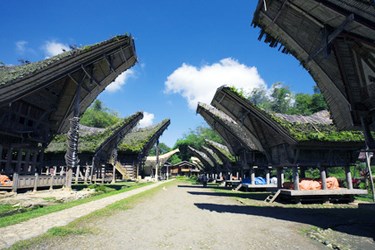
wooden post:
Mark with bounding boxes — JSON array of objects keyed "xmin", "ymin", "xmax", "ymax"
[
  {"xmin": 155, "ymin": 140, "xmax": 159, "ymax": 182},
  {"xmin": 12, "ymin": 173, "xmax": 19, "ymax": 193},
  {"xmin": 277, "ymin": 168, "xmax": 282, "ymax": 188},
  {"xmin": 320, "ymin": 164, "xmax": 327, "ymax": 190},
  {"xmin": 16, "ymin": 149, "xmax": 22, "ymax": 174},
  {"xmin": 33, "ymin": 173, "xmax": 39, "ymax": 192},
  {"xmin": 365, "ymin": 151, "xmax": 375, "ymax": 201},
  {"xmin": 266, "ymin": 166, "xmax": 271, "ymax": 184},
  {"xmin": 250, "ymin": 168, "xmax": 255, "ymax": 185},
  {"xmin": 111, "ymin": 148, "xmax": 118, "ymax": 184},
  {"xmin": 345, "ymin": 165, "xmax": 353, "ymax": 190},
  {"xmin": 84, "ymin": 165, "xmax": 89, "ymax": 184},
  {"xmin": 293, "ymin": 166, "xmax": 299, "ymax": 190},
  {"xmin": 75, "ymin": 164, "xmax": 80, "ymax": 184},
  {"xmin": 50, "ymin": 175, "xmax": 54, "ymax": 190},
  {"xmin": 300, "ymin": 167, "xmax": 306, "ymax": 179}
]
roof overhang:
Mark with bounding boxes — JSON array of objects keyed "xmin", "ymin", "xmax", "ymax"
[
  {"xmin": 252, "ymin": 0, "xmax": 375, "ymax": 130},
  {"xmin": 0, "ymin": 35, "xmax": 137, "ymax": 143}
]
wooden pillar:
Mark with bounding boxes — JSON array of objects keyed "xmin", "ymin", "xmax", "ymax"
[
  {"xmin": 16, "ymin": 149, "xmax": 22, "ymax": 174},
  {"xmin": 293, "ymin": 166, "xmax": 299, "ymax": 190},
  {"xmin": 12, "ymin": 173, "xmax": 19, "ymax": 193},
  {"xmin": 75, "ymin": 164, "xmax": 80, "ymax": 184},
  {"xmin": 155, "ymin": 140, "xmax": 159, "ymax": 182},
  {"xmin": 84, "ymin": 165, "xmax": 89, "ymax": 184},
  {"xmin": 111, "ymin": 148, "xmax": 118, "ymax": 184},
  {"xmin": 266, "ymin": 166, "xmax": 271, "ymax": 184},
  {"xmin": 277, "ymin": 168, "xmax": 282, "ymax": 188},
  {"xmin": 25, "ymin": 150, "xmax": 31, "ymax": 173},
  {"xmin": 250, "ymin": 167, "xmax": 255, "ymax": 185},
  {"xmin": 345, "ymin": 165, "xmax": 353, "ymax": 190},
  {"xmin": 320, "ymin": 164, "xmax": 327, "ymax": 190},
  {"xmin": 300, "ymin": 167, "xmax": 306, "ymax": 179},
  {"xmin": 33, "ymin": 173, "xmax": 39, "ymax": 192}
]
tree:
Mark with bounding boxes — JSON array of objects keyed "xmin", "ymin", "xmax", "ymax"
[
  {"xmin": 148, "ymin": 142, "xmax": 171, "ymax": 156},
  {"xmin": 269, "ymin": 82, "xmax": 293, "ymax": 114},
  {"xmin": 80, "ymin": 100, "xmax": 121, "ymax": 128}
]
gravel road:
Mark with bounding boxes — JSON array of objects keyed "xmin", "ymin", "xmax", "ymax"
[{"xmin": 28, "ymin": 182, "xmax": 334, "ymax": 250}]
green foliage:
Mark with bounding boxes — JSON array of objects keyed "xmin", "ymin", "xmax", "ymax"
[
  {"xmin": 87, "ymin": 184, "xmax": 115, "ymax": 194},
  {"xmin": 47, "ymin": 227, "xmax": 91, "ymax": 236},
  {"xmin": 80, "ymin": 100, "xmax": 121, "ymax": 128},
  {"xmin": 148, "ymin": 143, "xmax": 171, "ymax": 156},
  {"xmin": 168, "ymin": 154, "xmax": 182, "ymax": 165},
  {"xmin": 247, "ymin": 83, "xmax": 328, "ymax": 116},
  {"xmin": 270, "ymin": 82, "xmax": 293, "ymax": 113}
]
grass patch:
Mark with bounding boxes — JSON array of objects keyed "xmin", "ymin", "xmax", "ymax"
[
  {"xmin": 0, "ymin": 181, "xmax": 151, "ymax": 228},
  {"xmin": 47, "ymin": 227, "xmax": 93, "ymax": 237},
  {"xmin": 9, "ymin": 180, "xmax": 176, "ymax": 250}
]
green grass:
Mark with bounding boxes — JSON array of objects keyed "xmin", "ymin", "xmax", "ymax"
[
  {"xmin": 0, "ymin": 181, "xmax": 152, "ymax": 228},
  {"xmin": 9, "ymin": 180, "xmax": 176, "ymax": 250}
]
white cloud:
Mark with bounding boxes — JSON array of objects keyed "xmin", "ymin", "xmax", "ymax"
[
  {"xmin": 105, "ymin": 69, "xmax": 136, "ymax": 93},
  {"xmin": 16, "ymin": 41, "xmax": 28, "ymax": 54},
  {"xmin": 138, "ymin": 112, "xmax": 155, "ymax": 128},
  {"xmin": 43, "ymin": 41, "xmax": 70, "ymax": 57},
  {"xmin": 164, "ymin": 58, "xmax": 266, "ymax": 109}
]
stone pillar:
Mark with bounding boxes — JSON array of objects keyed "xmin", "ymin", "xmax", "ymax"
[
  {"xmin": 320, "ymin": 164, "xmax": 327, "ymax": 190},
  {"xmin": 345, "ymin": 165, "xmax": 353, "ymax": 190}
]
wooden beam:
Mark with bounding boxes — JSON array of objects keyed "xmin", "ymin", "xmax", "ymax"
[
  {"xmin": 307, "ymin": 14, "xmax": 355, "ymax": 62},
  {"xmin": 68, "ymin": 74, "xmax": 91, "ymax": 93},
  {"xmin": 104, "ymin": 55, "xmax": 116, "ymax": 73},
  {"xmin": 81, "ymin": 65, "xmax": 100, "ymax": 86}
]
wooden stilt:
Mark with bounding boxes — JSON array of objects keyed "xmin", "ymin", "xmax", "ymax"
[
  {"xmin": 345, "ymin": 165, "xmax": 353, "ymax": 189},
  {"xmin": 320, "ymin": 164, "xmax": 327, "ymax": 190},
  {"xmin": 293, "ymin": 166, "xmax": 299, "ymax": 190}
]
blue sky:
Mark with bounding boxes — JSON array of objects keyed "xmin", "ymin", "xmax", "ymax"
[{"xmin": 1, "ymin": 0, "xmax": 316, "ymax": 147}]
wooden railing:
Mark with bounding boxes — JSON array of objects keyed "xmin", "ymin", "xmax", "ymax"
[{"xmin": 1, "ymin": 173, "xmax": 66, "ymax": 192}]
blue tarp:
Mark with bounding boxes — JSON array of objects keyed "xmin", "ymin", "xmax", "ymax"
[{"xmin": 242, "ymin": 177, "xmax": 266, "ymax": 185}]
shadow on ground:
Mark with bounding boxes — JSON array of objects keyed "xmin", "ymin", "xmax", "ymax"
[
  {"xmin": 188, "ymin": 191, "xmax": 269, "ymax": 201},
  {"xmin": 194, "ymin": 203, "xmax": 375, "ymax": 240}
]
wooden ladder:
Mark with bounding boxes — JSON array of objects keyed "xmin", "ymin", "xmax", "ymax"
[{"xmin": 264, "ymin": 189, "xmax": 281, "ymax": 203}]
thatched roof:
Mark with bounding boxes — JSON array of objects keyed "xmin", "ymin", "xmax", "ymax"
[
  {"xmin": 45, "ymin": 112, "xmax": 143, "ymax": 154},
  {"xmin": 205, "ymin": 139, "xmax": 236, "ymax": 163},
  {"xmin": 0, "ymin": 34, "xmax": 137, "ymax": 144},
  {"xmin": 252, "ymin": 0, "xmax": 375, "ymax": 130},
  {"xmin": 201, "ymin": 146, "xmax": 223, "ymax": 166},
  {"xmin": 187, "ymin": 146, "xmax": 214, "ymax": 169},
  {"xmin": 197, "ymin": 102, "xmax": 264, "ymax": 154},
  {"xmin": 212, "ymin": 86, "xmax": 366, "ymax": 144},
  {"xmin": 118, "ymin": 119, "xmax": 170, "ymax": 157}
]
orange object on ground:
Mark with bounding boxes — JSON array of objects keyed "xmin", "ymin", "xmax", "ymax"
[
  {"xmin": 326, "ymin": 177, "xmax": 340, "ymax": 190},
  {"xmin": 299, "ymin": 179, "xmax": 321, "ymax": 190},
  {"xmin": 0, "ymin": 175, "xmax": 12, "ymax": 186}
]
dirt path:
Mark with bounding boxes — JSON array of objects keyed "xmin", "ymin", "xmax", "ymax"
[
  {"xmin": 6, "ymin": 182, "xmax": 375, "ymax": 249},
  {"xmin": 26, "ymin": 182, "xmax": 330, "ymax": 250},
  {"xmin": 0, "ymin": 181, "xmax": 168, "ymax": 249}
]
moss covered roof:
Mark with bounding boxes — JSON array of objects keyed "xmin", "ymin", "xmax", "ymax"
[
  {"xmin": 0, "ymin": 35, "xmax": 131, "ymax": 86},
  {"xmin": 224, "ymin": 86, "xmax": 366, "ymax": 143},
  {"xmin": 118, "ymin": 119, "xmax": 170, "ymax": 153},
  {"xmin": 45, "ymin": 112, "xmax": 140, "ymax": 154}
]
